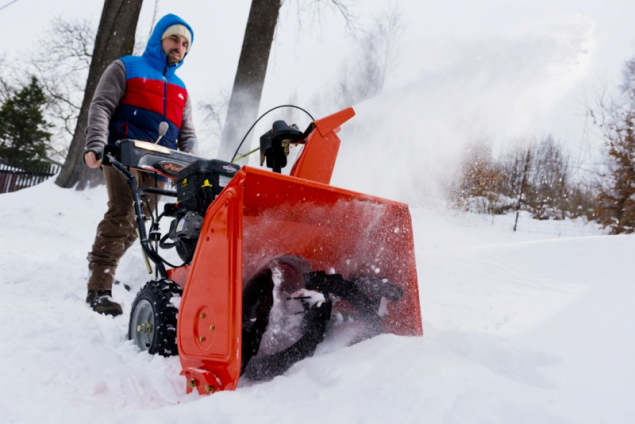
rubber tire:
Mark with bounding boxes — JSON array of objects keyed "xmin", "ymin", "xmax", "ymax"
[
  {"xmin": 128, "ymin": 279, "xmax": 182, "ymax": 356},
  {"xmin": 241, "ymin": 255, "xmax": 331, "ymax": 380}
]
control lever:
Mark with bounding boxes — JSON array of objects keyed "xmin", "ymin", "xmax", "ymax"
[
  {"xmin": 155, "ymin": 121, "xmax": 169, "ymax": 145},
  {"xmin": 180, "ymin": 138, "xmax": 196, "ymax": 154}
]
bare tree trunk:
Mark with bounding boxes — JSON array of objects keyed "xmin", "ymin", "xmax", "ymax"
[
  {"xmin": 219, "ymin": 0, "xmax": 281, "ymax": 161},
  {"xmin": 514, "ymin": 147, "xmax": 532, "ymax": 232},
  {"xmin": 56, "ymin": 0, "xmax": 143, "ymax": 189}
]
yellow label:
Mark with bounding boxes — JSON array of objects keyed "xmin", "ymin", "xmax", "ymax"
[
  {"xmin": 202, "ymin": 179, "xmax": 213, "ymax": 188},
  {"xmin": 181, "ymin": 178, "xmax": 188, "ymax": 188}
]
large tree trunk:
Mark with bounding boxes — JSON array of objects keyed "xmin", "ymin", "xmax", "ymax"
[
  {"xmin": 56, "ymin": 0, "xmax": 143, "ymax": 189},
  {"xmin": 219, "ymin": 0, "xmax": 281, "ymax": 161}
]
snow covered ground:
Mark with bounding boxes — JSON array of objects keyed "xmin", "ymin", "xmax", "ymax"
[
  {"xmin": 1, "ymin": 0, "xmax": 634, "ymax": 421},
  {"xmin": 0, "ymin": 177, "xmax": 632, "ymax": 424}
]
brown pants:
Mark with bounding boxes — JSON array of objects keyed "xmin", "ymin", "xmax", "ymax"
[{"xmin": 87, "ymin": 166, "xmax": 165, "ymax": 291}]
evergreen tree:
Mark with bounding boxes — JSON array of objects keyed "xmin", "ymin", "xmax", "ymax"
[{"xmin": 0, "ymin": 76, "xmax": 52, "ymax": 169}]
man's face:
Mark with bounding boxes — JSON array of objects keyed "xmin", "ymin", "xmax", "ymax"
[{"xmin": 162, "ymin": 34, "xmax": 189, "ymax": 64}]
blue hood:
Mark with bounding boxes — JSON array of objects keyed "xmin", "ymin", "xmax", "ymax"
[{"xmin": 142, "ymin": 14, "xmax": 194, "ymax": 76}]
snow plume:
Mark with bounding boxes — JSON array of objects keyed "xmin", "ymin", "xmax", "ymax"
[{"xmin": 331, "ymin": 16, "xmax": 596, "ymax": 207}]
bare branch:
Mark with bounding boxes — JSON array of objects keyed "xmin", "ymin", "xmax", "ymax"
[
  {"xmin": 20, "ymin": 16, "xmax": 97, "ymax": 162},
  {"xmin": 310, "ymin": 4, "xmax": 403, "ymax": 114},
  {"xmin": 148, "ymin": 0, "xmax": 160, "ymax": 39},
  {"xmin": 286, "ymin": 0, "xmax": 360, "ymax": 33},
  {"xmin": 199, "ymin": 89, "xmax": 230, "ymax": 145}
]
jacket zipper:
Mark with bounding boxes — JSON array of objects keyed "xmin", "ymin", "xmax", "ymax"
[{"xmin": 162, "ymin": 64, "xmax": 169, "ymax": 120}]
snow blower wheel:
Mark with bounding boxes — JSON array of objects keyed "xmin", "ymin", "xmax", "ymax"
[
  {"xmin": 240, "ymin": 256, "xmax": 332, "ymax": 381},
  {"xmin": 128, "ymin": 279, "xmax": 182, "ymax": 356}
]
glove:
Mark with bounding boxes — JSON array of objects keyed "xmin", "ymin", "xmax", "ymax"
[{"xmin": 180, "ymin": 138, "xmax": 197, "ymax": 154}]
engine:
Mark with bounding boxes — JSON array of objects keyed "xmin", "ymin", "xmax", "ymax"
[{"xmin": 164, "ymin": 159, "xmax": 240, "ymax": 263}]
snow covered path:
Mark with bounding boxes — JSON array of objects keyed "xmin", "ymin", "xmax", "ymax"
[{"xmin": 0, "ymin": 180, "xmax": 633, "ymax": 423}]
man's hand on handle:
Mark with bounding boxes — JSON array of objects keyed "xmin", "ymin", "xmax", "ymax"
[{"xmin": 84, "ymin": 151, "xmax": 101, "ymax": 169}]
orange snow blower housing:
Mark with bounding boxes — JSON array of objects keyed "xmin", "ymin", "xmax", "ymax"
[{"xmin": 105, "ymin": 107, "xmax": 422, "ymax": 395}]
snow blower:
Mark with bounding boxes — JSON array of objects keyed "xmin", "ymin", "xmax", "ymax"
[{"xmin": 103, "ymin": 106, "xmax": 422, "ymax": 394}]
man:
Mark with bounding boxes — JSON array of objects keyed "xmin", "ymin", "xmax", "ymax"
[{"xmin": 83, "ymin": 14, "xmax": 197, "ymax": 316}]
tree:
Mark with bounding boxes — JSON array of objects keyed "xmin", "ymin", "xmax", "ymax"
[
  {"xmin": 568, "ymin": 180, "xmax": 598, "ymax": 220},
  {"xmin": 620, "ymin": 56, "xmax": 635, "ymax": 110},
  {"xmin": 450, "ymin": 140, "xmax": 507, "ymax": 214},
  {"xmin": 0, "ymin": 76, "xmax": 52, "ymax": 169},
  {"xmin": 55, "ymin": 0, "xmax": 143, "ymax": 189},
  {"xmin": 27, "ymin": 16, "xmax": 147, "ymax": 164},
  {"xmin": 591, "ymin": 56, "xmax": 635, "ymax": 234},
  {"xmin": 0, "ymin": 57, "xmax": 13, "ymax": 103},
  {"xmin": 338, "ymin": 7, "xmax": 403, "ymax": 107},
  {"xmin": 450, "ymin": 136, "xmax": 592, "ymax": 223},
  {"xmin": 594, "ymin": 110, "xmax": 635, "ymax": 233},
  {"xmin": 218, "ymin": 0, "xmax": 355, "ymax": 160},
  {"xmin": 218, "ymin": 0, "xmax": 282, "ymax": 160},
  {"xmin": 308, "ymin": 5, "xmax": 402, "ymax": 119},
  {"xmin": 199, "ymin": 90, "xmax": 230, "ymax": 156},
  {"xmin": 526, "ymin": 136, "xmax": 570, "ymax": 220},
  {"xmin": 28, "ymin": 17, "xmax": 95, "ymax": 162}
]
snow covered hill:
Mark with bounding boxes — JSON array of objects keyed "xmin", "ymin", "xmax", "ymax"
[{"xmin": 0, "ymin": 179, "xmax": 632, "ymax": 424}]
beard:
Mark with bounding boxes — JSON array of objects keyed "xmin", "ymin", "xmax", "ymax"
[{"xmin": 167, "ymin": 49, "xmax": 182, "ymax": 64}]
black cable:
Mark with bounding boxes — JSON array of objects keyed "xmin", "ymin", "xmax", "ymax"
[
  {"xmin": 147, "ymin": 242, "xmax": 186, "ymax": 269},
  {"xmin": 141, "ymin": 193, "xmax": 187, "ymax": 269},
  {"xmin": 154, "ymin": 173, "xmax": 158, "ymax": 279},
  {"xmin": 231, "ymin": 105, "xmax": 315, "ymax": 163},
  {"xmin": 142, "ymin": 214, "xmax": 187, "ymax": 268}
]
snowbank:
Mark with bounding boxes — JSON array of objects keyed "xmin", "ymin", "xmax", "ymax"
[{"xmin": 1, "ymin": 179, "xmax": 633, "ymax": 423}]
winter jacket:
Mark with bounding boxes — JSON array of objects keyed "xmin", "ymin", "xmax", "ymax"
[{"xmin": 85, "ymin": 14, "xmax": 196, "ymax": 153}]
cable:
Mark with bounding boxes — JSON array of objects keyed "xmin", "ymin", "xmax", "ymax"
[
  {"xmin": 232, "ymin": 146, "xmax": 260, "ymax": 163},
  {"xmin": 146, "ymin": 227, "xmax": 187, "ymax": 269},
  {"xmin": 154, "ymin": 173, "xmax": 158, "ymax": 279},
  {"xmin": 141, "ymin": 194, "xmax": 188, "ymax": 269},
  {"xmin": 149, "ymin": 243, "xmax": 186, "ymax": 269},
  {"xmin": 231, "ymin": 105, "xmax": 315, "ymax": 163}
]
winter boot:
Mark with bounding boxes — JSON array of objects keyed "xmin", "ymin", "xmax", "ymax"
[{"xmin": 87, "ymin": 290, "xmax": 123, "ymax": 316}]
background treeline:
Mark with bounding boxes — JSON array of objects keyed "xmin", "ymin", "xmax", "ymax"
[
  {"xmin": 450, "ymin": 57, "xmax": 635, "ymax": 234},
  {"xmin": 449, "ymin": 137, "xmax": 597, "ymax": 221}
]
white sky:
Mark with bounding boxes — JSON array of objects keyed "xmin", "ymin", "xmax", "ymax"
[{"xmin": 1, "ymin": 0, "xmax": 635, "ymax": 166}]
